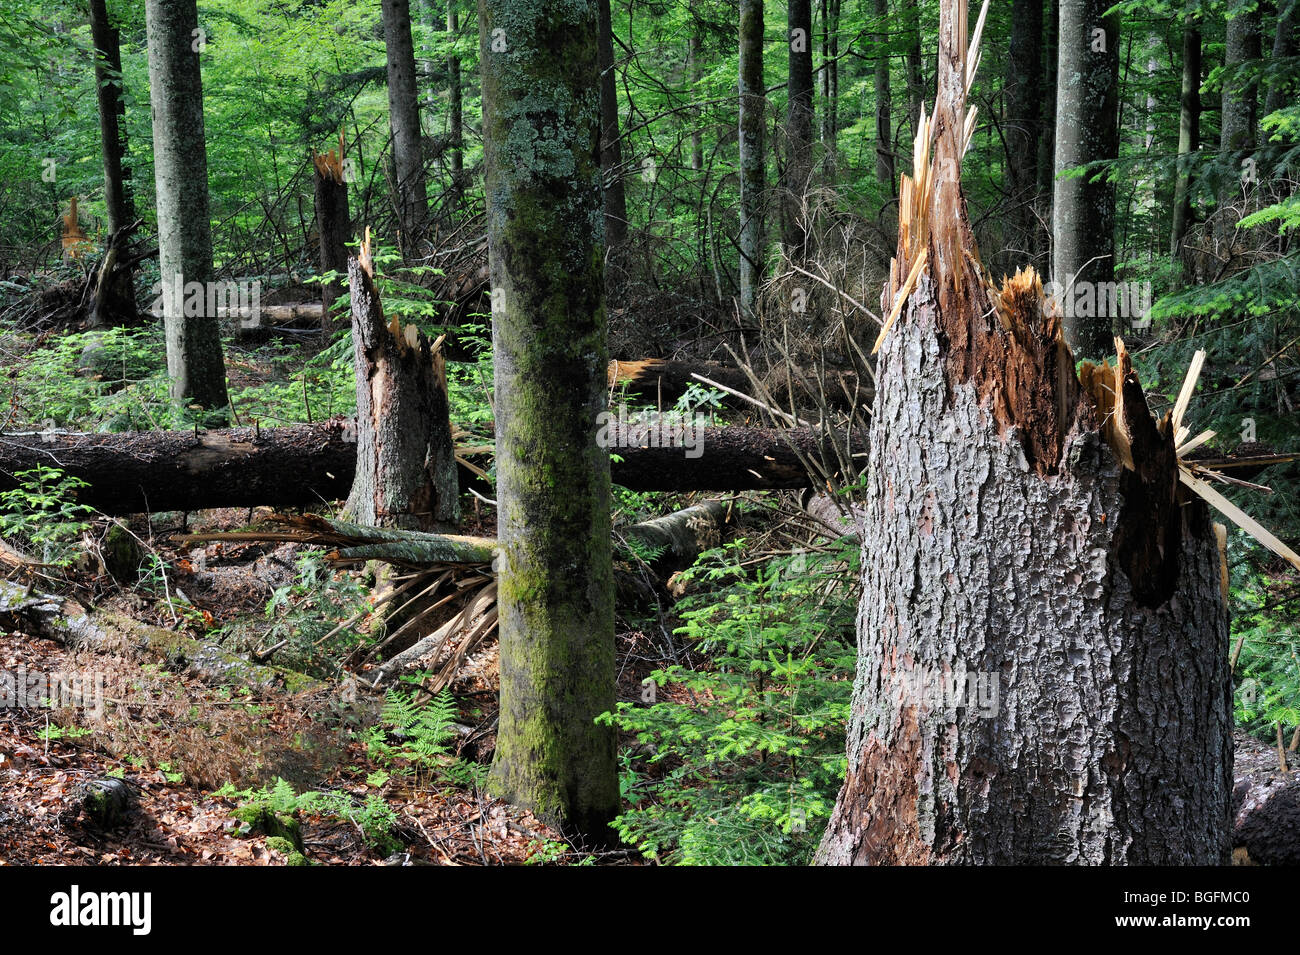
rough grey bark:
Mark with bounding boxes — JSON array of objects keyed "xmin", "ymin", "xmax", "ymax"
[
  {"xmin": 90, "ymin": 0, "xmax": 133, "ymax": 235},
  {"xmin": 1005, "ymin": 0, "xmax": 1044, "ymax": 268},
  {"xmin": 344, "ymin": 252, "xmax": 459, "ymax": 530},
  {"xmin": 1051, "ymin": 0, "xmax": 1120, "ymax": 358},
  {"xmin": 783, "ymin": 0, "xmax": 815, "ymax": 258},
  {"xmin": 144, "ymin": 0, "xmax": 229, "ymax": 415},
  {"xmin": 904, "ymin": 0, "xmax": 922, "ymax": 140},
  {"xmin": 598, "ymin": 0, "xmax": 628, "ymax": 246},
  {"xmin": 1218, "ymin": 1, "xmax": 1261, "ymax": 240},
  {"xmin": 817, "ymin": 1, "xmax": 1232, "ymax": 866},
  {"xmin": 1171, "ymin": 5, "xmax": 1201, "ymax": 265},
  {"xmin": 382, "ymin": 0, "xmax": 430, "ymax": 255},
  {"xmin": 873, "ymin": 0, "xmax": 895, "ymax": 193},
  {"xmin": 478, "ymin": 0, "xmax": 619, "ymax": 842},
  {"xmin": 739, "ymin": 0, "xmax": 766, "ymax": 321}
]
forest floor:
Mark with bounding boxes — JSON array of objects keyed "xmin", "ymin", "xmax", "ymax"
[{"xmin": 0, "ymin": 505, "xmax": 666, "ymax": 866}]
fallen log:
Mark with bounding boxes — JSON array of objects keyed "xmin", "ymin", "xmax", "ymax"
[
  {"xmin": 0, "ymin": 422, "xmax": 860, "ymax": 513},
  {"xmin": 608, "ymin": 358, "xmax": 872, "ymax": 412},
  {"xmin": 0, "ymin": 578, "xmax": 317, "ymax": 694},
  {"xmin": 1233, "ymin": 729, "xmax": 1300, "ymax": 865}
]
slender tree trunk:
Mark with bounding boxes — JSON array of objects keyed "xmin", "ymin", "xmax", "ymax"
[
  {"xmin": 382, "ymin": 0, "xmax": 430, "ymax": 256},
  {"xmin": 447, "ymin": 1, "xmax": 463, "ymax": 184},
  {"xmin": 1037, "ymin": 0, "xmax": 1058, "ymax": 212},
  {"xmin": 1005, "ymin": 0, "xmax": 1044, "ymax": 268},
  {"xmin": 873, "ymin": 0, "xmax": 895, "ymax": 194},
  {"xmin": 1051, "ymin": 0, "xmax": 1120, "ymax": 358},
  {"xmin": 783, "ymin": 0, "xmax": 815, "ymax": 258},
  {"xmin": 312, "ymin": 136, "xmax": 351, "ymax": 338},
  {"xmin": 905, "ymin": 0, "xmax": 923, "ymax": 139},
  {"xmin": 738, "ymin": 0, "xmax": 766, "ymax": 320},
  {"xmin": 144, "ymin": 0, "xmax": 228, "ymax": 416},
  {"xmin": 345, "ymin": 243, "xmax": 459, "ymax": 529},
  {"xmin": 478, "ymin": 0, "xmax": 619, "ymax": 841},
  {"xmin": 1170, "ymin": 6, "xmax": 1201, "ymax": 266},
  {"xmin": 817, "ymin": 0, "xmax": 1232, "ymax": 865},
  {"xmin": 1218, "ymin": 2, "xmax": 1262, "ymax": 240},
  {"xmin": 1264, "ymin": 0, "xmax": 1298, "ymax": 119},
  {"xmin": 689, "ymin": 31, "xmax": 703, "ymax": 172},
  {"xmin": 820, "ymin": 0, "xmax": 841, "ymax": 175},
  {"xmin": 598, "ymin": 0, "xmax": 628, "ymax": 246},
  {"xmin": 89, "ymin": 0, "xmax": 133, "ymax": 236}
]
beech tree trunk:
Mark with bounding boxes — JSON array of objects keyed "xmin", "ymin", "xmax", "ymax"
[
  {"xmin": 144, "ymin": 0, "xmax": 229, "ymax": 416},
  {"xmin": 598, "ymin": 0, "xmax": 628, "ymax": 247},
  {"xmin": 817, "ymin": 0, "xmax": 1232, "ymax": 866},
  {"xmin": 1051, "ymin": 0, "xmax": 1120, "ymax": 358},
  {"xmin": 478, "ymin": 0, "xmax": 619, "ymax": 841},
  {"xmin": 783, "ymin": 0, "xmax": 815, "ymax": 258},
  {"xmin": 738, "ymin": 0, "xmax": 766, "ymax": 321},
  {"xmin": 90, "ymin": 0, "xmax": 133, "ymax": 236},
  {"xmin": 383, "ymin": 0, "xmax": 430, "ymax": 255},
  {"xmin": 344, "ymin": 246, "xmax": 459, "ymax": 530}
]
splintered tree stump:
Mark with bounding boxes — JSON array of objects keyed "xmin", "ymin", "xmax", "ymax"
[
  {"xmin": 313, "ymin": 133, "xmax": 351, "ymax": 337},
  {"xmin": 345, "ymin": 236, "xmax": 460, "ymax": 530},
  {"xmin": 816, "ymin": 0, "xmax": 1232, "ymax": 865}
]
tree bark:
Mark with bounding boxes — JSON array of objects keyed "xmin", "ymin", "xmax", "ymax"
[
  {"xmin": 144, "ymin": 0, "xmax": 229, "ymax": 416},
  {"xmin": 344, "ymin": 245, "xmax": 459, "ymax": 530},
  {"xmin": 598, "ymin": 0, "xmax": 628, "ymax": 246},
  {"xmin": 89, "ymin": 0, "xmax": 133, "ymax": 236},
  {"xmin": 1170, "ymin": 4, "xmax": 1202, "ymax": 267},
  {"xmin": 817, "ymin": 0, "xmax": 1232, "ymax": 865},
  {"xmin": 822, "ymin": 0, "xmax": 841, "ymax": 175},
  {"xmin": 478, "ymin": 0, "xmax": 619, "ymax": 841},
  {"xmin": 383, "ymin": 0, "xmax": 430, "ymax": 256},
  {"xmin": 312, "ymin": 136, "xmax": 351, "ymax": 339},
  {"xmin": 1051, "ymin": 0, "xmax": 1120, "ymax": 358},
  {"xmin": 1005, "ymin": 0, "xmax": 1044, "ymax": 269},
  {"xmin": 689, "ymin": 31, "xmax": 704, "ymax": 172},
  {"xmin": 447, "ymin": 1, "xmax": 464, "ymax": 187},
  {"xmin": 1037, "ymin": 0, "xmax": 1058, "ymax": 210},
  {"xmin": 739, "ymin": 0, "xmax": 766, "ymax": 321},
  {"xmin": 783, "ymin": 0, "xmax": 815, "ymax": 258}
]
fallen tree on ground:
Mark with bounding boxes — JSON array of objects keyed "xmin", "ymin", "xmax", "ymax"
[{"xmin": 0, "ymin": 422, "xmax": 860, "ymax": 513}]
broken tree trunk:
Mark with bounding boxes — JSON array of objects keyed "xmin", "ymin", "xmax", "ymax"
[
  {"xmin": 816, "ymin": 0, "xmax": 1232, "ymax": 865},
  {"xmin": 345, "ymin": 233, "xmax": 460, "ymax": 529},
  {"xmin": 0, "ymin": 423, "xmax": 857, "ymax": 513},
  {"xmin": 312, "ymin": 133, "xmax": 351, "ymax": 339}
]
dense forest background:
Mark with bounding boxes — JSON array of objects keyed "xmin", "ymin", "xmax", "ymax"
[{"xmin": 0, "ymin": 0, "xmax": 1295, "ymax": 864}]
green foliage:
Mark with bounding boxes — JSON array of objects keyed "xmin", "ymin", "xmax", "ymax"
[
  {"xmin": 216, "ymin": 775, "xmax": 401, "ymax": 855},
  {"xmin": 262, "ymin": 548, "xmax": 371, "ymax": 676},
  {"xmin": 599, "ymin": 538, "xmax": 859, "ymax": 865},
  {"xmin": 0, "ymin": 466, "xmax": 95, "ymax": 566},
  {"xmin": 1231, "ymin": 565, "xmax": 1300, "ymax": 742},
  {"xmin": 363, "ymin": 686, "xmax": 485, "ymax": 788}
]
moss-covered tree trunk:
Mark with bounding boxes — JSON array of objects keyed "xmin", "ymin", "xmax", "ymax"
[
  {"xmin": 345, "ymin": 245, "xmax": 459, "ymax": 530},
  {"xmin": 145, "ymin": 0, "xmax": 229, "ymax": 416},
  {"xmin": 816, "ymin": 0, "xmax": 1232, "ymax": 865},
  {"xmin": 738, "ymin": 0, "xmax": 766, "ymax": 321},
  {"xmin": 1051, "ymin": 0, "xmax": 1119, "ymax": 358},
  {"xmin": 382, "ymin": 0, "xmax": 429, "ymax": 256},
  {"xmin": 478, "ymin": 0, "xmax": 619, "ymax": 841}
]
